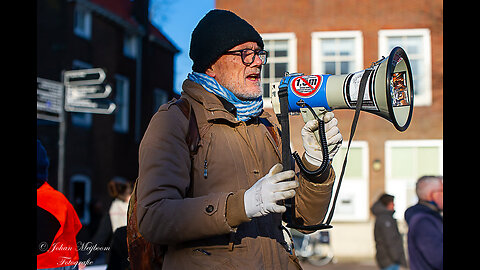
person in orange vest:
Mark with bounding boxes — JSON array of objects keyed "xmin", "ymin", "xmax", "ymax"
[{"xmin": 37, "ymin": 140, "xmax": 83, "ymax": 270}]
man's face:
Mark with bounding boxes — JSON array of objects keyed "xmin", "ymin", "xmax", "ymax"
[
  {"xmin": 431, "ymin": 181, "xmax": 443, "ymax": 211},
  {"xmin": 206, "ymin": 41, "xmax": 263, "ymax": 100}
]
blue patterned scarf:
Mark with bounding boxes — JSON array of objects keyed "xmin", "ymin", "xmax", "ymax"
[{"xmin": 188, "ymin": 72, "xmax": 263, "ymax": 122}]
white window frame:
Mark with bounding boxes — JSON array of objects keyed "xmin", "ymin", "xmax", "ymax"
[
  {"xmin": 311, "ymin": 31, "xmax": 363, "ymax": 75},
  {"xmin": 73, "ymin": 5, "xmax": 92, "ymax": 40},
  {"xmin": 260, "ymin": 32, "xmax": 297, "ymax": 108},
  {"xmin": 378, "ymin": 29, "xmax": 432, "ymax": 106},
  {"xmin": 385, "ymin": 140, "xmax": 443, "ymax": 220},
  {"xmin": 329, "ymin": 140, "xmax": 369, "ymax": 222},
  {"xmin": 114, "ymin": 75, "xmax": 130, "ymax": 133}
]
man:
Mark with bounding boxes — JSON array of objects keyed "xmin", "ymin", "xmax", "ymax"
[
  {"xmin": 136, "ymin": 9, "xmax": 343, "ymax": 269},
  {"xmin": 371, "ymin": 193, "xmax": 407, "ymax": 270},
  {"xmin": 404, "ymin": 176, "xmax": 443, "ymax": 270},
  {"xmin": 37, "ymin": 140, "xmax": 83, "ymax": 270}
]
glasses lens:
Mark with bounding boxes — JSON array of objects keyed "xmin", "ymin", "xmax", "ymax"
[
  {"xmin": 258, "ymin": 50, "xmax": 267, "ymax": 65},
  {"xmin": 242, "ymin": 50, "xmax": 267, "ymax": 65},
  {"xmin": 241, "ymin": 49, "xmax": 255, "ymax": 65}
]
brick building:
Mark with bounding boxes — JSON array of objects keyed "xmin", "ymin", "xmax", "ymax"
[
  {"xmin": 37, "ymin": 0, "xmax": 178, "ymax": 238},
  {"xmin": 216, "ymin": 0, "xmax": 443, "ymax": 259}
]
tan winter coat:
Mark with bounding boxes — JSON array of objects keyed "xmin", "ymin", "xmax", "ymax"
[{"xmin": 136, "ymin": 79, "xmax": 335, "ymax": 269}]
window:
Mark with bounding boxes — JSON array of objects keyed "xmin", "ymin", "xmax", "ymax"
[
  {"xmin": 311, "ymin": 31, "xmax": 363, "ymax": 75},
  {"xmin": 73, "ymin": 5, "xmax": 92, "ymax": 40},
  {"xmin": 260, "ymin": 33, "xmax": 297, "ymax": 106},
  {"xmin": 69, "ymin": 174, "xmax": 91, "ymax": 224},
  {"xmin": 114, "ymin": 75, "xmax": 130, "ymax": 133},
  {"xmin": 153, "ymin": 88, "xmax": 169, "ymax": 113},
  {"xmin": 123, "ymin": 32, "xmax": 138, "ymax": 58},
  {"xmin": 378, "ymin": 29, "xmax": 432, "ymax": 106},
  {"xmin": 329, "ymin": 141, "xmax": 369, "ymax": 221},
  {"xmin": 385, "ymin": 140, "xmax": 443, "ymax": 219}
]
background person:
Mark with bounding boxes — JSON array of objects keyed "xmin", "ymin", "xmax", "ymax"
[
  {"xmin": 371, "ymin": 193, "xmax": 407, "ymax": 270},
  {"xmin": 404, "ymin": 175, "xmax": 443, "ymax": 270},
  {"xmin": 37, "ymin": 140, "xmax": 83, "ymax": 270}
]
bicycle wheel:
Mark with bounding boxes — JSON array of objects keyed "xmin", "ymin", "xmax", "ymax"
[{"xmin": 306, "ymin": 244, "xmax": 334, "ymax": 267}]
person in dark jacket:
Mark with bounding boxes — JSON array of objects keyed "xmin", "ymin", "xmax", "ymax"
[
  {"xmin": 371, "ymin": 193, "xmax": 407, "ymax": 270},
  {"xmin": 404, "ymin": 175, "xmax": 443, "ymax": 270}
]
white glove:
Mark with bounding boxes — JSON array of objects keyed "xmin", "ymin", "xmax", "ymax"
[
  {"xmin": 244, "ymin": 163, "xmax": 298, "ymax": 218},
  {"xmin": 302, "ymin": 111, "xmax": 343, "ymax": 167}
]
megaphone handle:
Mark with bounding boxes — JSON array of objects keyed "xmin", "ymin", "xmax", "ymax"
[{"xmin": 293, "ymin": 102, "xmax": 330, "ymax": 176}]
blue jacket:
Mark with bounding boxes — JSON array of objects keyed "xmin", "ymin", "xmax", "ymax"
[{"xmin": 404, "ymin": 201, "xmax": 443, "ymax": 270}]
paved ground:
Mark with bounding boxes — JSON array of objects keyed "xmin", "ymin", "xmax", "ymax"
[
  {"xmin": 299, "ymin": 258, "xmax": 378, "ymax": 270},
  {"xmin": 84, "ymin": 260, "xmax": 379, "ymax": 270}
]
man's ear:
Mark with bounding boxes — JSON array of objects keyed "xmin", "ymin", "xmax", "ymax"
[{"xmin": 205, "ymin": 65, "xmax": 215, "ymax": 78}]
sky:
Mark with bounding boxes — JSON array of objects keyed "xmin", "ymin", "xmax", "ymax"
[{"xmin": 149, "ymin": 0, "xmax": 215, "ymax": 94}]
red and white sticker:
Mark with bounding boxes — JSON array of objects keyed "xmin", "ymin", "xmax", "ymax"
[{"xmin": 290, "ymin": 75, "xmax": 322, "ymax": 98}]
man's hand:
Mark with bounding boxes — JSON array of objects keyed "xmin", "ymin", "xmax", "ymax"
[
  {"xmin": 302, "ymin": 111, "xmax": 343, "ymax": 167},
  {"xmin": 244, "ymin": 163, "xmax": 298, "ymax": 218}
]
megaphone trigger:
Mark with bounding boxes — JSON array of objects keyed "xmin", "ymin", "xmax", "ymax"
[{"xmin": 293, "ymin": 100, "xmax": 330, "ymax": 177}]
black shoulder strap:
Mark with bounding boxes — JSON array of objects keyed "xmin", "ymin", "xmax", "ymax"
[{"xmin": 323, "ymin": 68, "xmax": 372, "ymax": 225}]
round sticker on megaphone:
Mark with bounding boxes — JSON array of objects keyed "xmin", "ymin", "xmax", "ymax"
[{"xmin": 290, "ymin": 75, "xmax": 322, "ymax": 98}]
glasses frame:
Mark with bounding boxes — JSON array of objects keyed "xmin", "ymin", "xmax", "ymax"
[{"xmin": 224, "ymin": 49, "xmax": 268, "ymax": 66}]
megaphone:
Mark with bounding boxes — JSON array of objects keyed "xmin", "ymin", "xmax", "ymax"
[
  {"xmin": 270, "ymin": 46, "xmax": 414, "ymax": 231},
  {"xmin": 271, "ymin": 46, "xmax": 414, "ymax": 132}
]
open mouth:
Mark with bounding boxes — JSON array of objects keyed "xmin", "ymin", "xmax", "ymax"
[{"xmin": 246, "ymin": 73, "xmax": 260, "ymax": 82}]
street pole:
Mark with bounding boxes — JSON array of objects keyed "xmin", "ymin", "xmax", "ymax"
[{"xmin": 58, "ymin": 71, "xmax": 66, "ymax": 193}]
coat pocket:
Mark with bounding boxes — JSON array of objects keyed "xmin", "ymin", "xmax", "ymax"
[{"xmin": 184, "ymin": 242, "xmax": 248, "ymax": 270}]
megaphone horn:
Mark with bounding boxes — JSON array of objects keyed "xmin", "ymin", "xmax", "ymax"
[{"xmin": 271, "ymin": 46, "xmax": 414, "ymax": 132}]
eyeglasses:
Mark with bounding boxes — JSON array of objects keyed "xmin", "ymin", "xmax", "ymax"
[{"xmin": 224, "ymin": 49, "xmax": 268, "ymax": 66}]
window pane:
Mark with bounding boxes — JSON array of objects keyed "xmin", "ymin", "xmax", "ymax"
[
  {"xmin": 322, "ymin": 39, "xmax": 335, "ymax": 56},
  {"xmin": 262, "ymin": 63, "xmax": 270, "ymax": 78},
  {"xmin": 404, "ymin": 36, "xmax": 422, "ymax": 54},
  {"xmin": 410, "ymin": 59, "xmax": 422, "ymax": 95},
  {"xmin": 338, "ymin": 38, "xmax": 354, "ymax": 56},
  {"xmin": 274, "ymin": 63, "xmax": 288, "ymax": 78},
  {"xmin": 264, "ymin": 40, "xmax": 272, "ymax": 50},
  {"xmin": 263, "ymin": 83, "xmax": 270, "ymax": 98},
  {"xmin": 390, "ymin": 147, "xmax": 414, "ymax": 178},
  {"xmin": 418, "ymin": 147, "xmax": 440, "ymax": 176},
  {"xmin": 275, "ymin": 41, "xmax": 288, "ymax": 57},
  {"xmin": 340, "ymin": 61, "xmax": 350, "ymax": 74},
  {"xmin": 324, "ymin": 62, "xmax": 335, "ymax": 74},
  {"xmin": 387, "ymin": 37, "xmax": 402, "ymax": 50},
  {"xmin": 345, "ymin": 147, "xmax": 362, "ymax": 178},
  {"xmin": 332, "ymin": 145, "xmax": 365, "ymax": 178}
]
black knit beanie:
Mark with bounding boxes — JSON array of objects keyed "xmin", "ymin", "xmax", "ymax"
[{"xmin": 189, "ymin": 9, "xmax": 264, "ymax": 73}]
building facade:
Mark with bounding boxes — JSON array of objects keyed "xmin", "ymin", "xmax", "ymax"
[
  {"xmin": 37, "ymin": 0, "xmax": 178, "ymax": 238},
  {"xmin": 216, "ymin": 0, "xmax": 443, "ymax": 259}
]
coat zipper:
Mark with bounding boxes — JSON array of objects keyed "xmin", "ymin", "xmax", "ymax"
[
  {"xmin": 203, "ymin": 160, "xmax": 208, "ymax": 178},
  {"xmin": 203, "ymin": 133, "xmax": 213, "ymax": 179}
]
